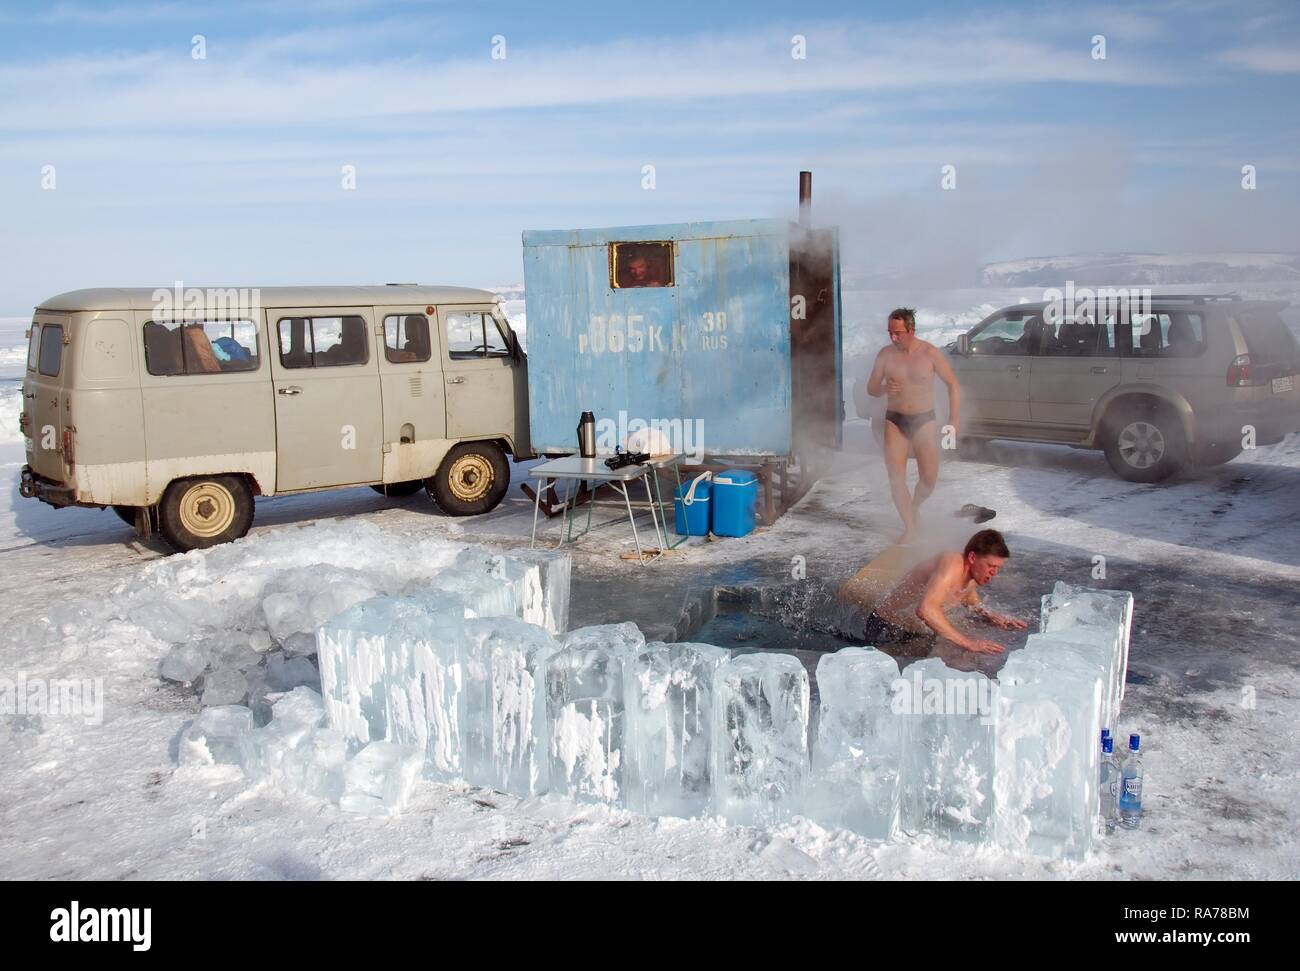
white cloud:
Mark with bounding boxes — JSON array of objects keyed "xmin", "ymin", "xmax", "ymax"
[{"xmin": 1217, "ymin": 44, "xmax": 1300, "ymax": 74}]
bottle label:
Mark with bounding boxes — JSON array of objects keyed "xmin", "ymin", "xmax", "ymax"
[
  {"xmin": 1109, "ymin": 780, "xmax": 1120, "ymax": 797},
  {"xmin": 1122, "ymin": 777, "xmax": 1142, "ymax": 801}
]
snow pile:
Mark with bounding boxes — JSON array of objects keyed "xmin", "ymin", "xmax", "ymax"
[{"xmin": 0, "ymin": 389, "xmax": 23, "ymax": 445}]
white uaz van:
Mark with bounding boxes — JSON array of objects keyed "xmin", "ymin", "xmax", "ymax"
[{"xmin": 19, "ymin": 285, "xmax": 532, "ymax": 551}]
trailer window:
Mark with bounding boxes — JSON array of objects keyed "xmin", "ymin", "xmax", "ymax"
[
  {"xmin": 277, "ymin": 316, "xmax": 369, "ymax": 368},
  {"xmin": 445, "ymin": 312, "xmax": 511, "ymax": 359},
  {"xmin": 26, "ymin": 324, "xmax": 40, "ymax": 371},
  {"xmin": 383, "ymin": 314, "xmax": 432, "ymax": 363},
  {"xmin": 145, "ymin": 319, "xmax": 259, "ymax": 375},
  {"xmin": 38, "ymin": 324, "xmax": 64, "ymax": 377},
  {"xmin": 610, "ymin": 241, "xmax": 674, "ymax": 289}
]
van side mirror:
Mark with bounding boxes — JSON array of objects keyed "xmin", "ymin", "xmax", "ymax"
[{"xmin": 956, "ymin": 333, "xmax": 971, "ymax": 355}]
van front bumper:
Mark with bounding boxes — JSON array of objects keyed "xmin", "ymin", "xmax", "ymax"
[{"xmin": 19, "ymin": 465, "xmax": 77, "ymax": 508}]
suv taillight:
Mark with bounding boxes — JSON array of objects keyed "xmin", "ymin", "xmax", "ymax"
[{"xmin": 1226, "ymin": 354, "xmax": 1260, "ymax": 387}]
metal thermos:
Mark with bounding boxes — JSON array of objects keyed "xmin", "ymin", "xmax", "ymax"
[{"xmin": 577, "ymin": 412, "xmax": 596, "ymax": 458}]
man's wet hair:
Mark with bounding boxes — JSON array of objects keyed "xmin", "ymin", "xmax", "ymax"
[
  {"xmin": 888, "ymin": 308, "xmax": 916, "ymax": 332},
  {"xmin": 964, "ymin": 528, "xmax": 1010, "ymax": 558}
]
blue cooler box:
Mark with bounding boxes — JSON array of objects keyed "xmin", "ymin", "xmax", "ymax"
[
  {"xmin": 711, "ymin": 469, "xmax": 758, "ymax": 537},
  {"xmin": 673, "ymin": 475, "xmax": 712, "ymax": 536}
]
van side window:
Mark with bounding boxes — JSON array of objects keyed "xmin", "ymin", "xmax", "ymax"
[
  {"xmin": 38, "ymin": 324, "xmax": 64, "ymax": 377},
  {"xmin": 969, "ymin": 312, "xmax": 1037, "ymax": 355},
  {"xmin": 383, "ymin": 314, "xmax": 432, "ymax": 364},
  {"xmin": 145, "ymin": 320, "xmax": 259, "ymax": 376},
  {"xmin": 277, "ymin": 316, "xmax": 369, "ymax": 368},
  {"xmin": 445, "ymin": 312, "xmax": 510, "ymax": 359},
  {"xmin": 26, "ymin": 324, "xmax": 40, "ymax": 371},
  {"xmin": 1127, "ymin": 312, "xmax": 1205, "ymax": 358}
]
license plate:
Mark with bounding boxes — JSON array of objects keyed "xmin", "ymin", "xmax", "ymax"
[{"xmin": 1272, "ymin": 375, "xmax": 1295, "ymax": 393}]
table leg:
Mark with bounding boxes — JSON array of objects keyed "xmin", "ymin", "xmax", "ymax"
[
  {"xmin": 557, "ymin": 479, "xmax": 574, "ymax": 549},
  {"xmin": 643, "ymin": 474, "xmax": 664, "ymax": 556},
  {"xmin": 620, "ymin": 481, "xmax": 644, "ymax": 563},
  {"xmin": 530, "ymin": 474, "xmax": 544, "ymax": 548}
]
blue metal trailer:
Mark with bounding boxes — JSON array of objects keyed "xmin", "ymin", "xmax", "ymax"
[{"xmin": 520, "ymin": 212, "xmax": 842, "ymax": 521}]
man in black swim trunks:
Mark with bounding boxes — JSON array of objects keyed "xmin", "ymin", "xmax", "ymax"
[
  {"xmin": 856, "ymin": 528, "xmax": 1027, "ymax": 654},
  {"xmin": 866, "ymin": 308, "xmax": 962, "ymax": 544}
]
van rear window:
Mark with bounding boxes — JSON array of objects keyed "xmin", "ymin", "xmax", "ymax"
[
  {"xmin": 145, "ymin": 320, "xmax": 259, "ymax": 376},
  {"xmin": 26, "ymin": 324, "xmax": 39, "ymax": 371},
  {"xmin": 38, "ymin": 324, "xmax": 63, "ymax": 377}
]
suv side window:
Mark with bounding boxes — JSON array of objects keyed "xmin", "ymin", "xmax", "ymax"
[
  {"xmin": 277, "ymin": 316, "xmax": 369, "ymax": 368},
  {"xmin": 969, "ymin": 311, "xmax": 1039, "ymax": 355},
  {"xmin": 1125, "ymin": 311, "xmax": 1205, "ymax": 358},
  {"xmin": 1041, "ymin": 315, "xmax": 1116, "ymax": 357}
]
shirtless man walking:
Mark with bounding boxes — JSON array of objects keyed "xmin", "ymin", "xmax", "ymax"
[
  {"xmin": 845, "ymin": 529, "xmax": 1028, "ymax": 655},
  {"xmin": 866, "ymin": 308, "xmax": 962, "ymax": 544}
]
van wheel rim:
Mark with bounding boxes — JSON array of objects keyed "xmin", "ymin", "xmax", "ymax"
[
  {"xmin": 449, "ymin": 455, "xmax": 493, "ymax": 501},
  {"xmin": 1118, "ymin": 421, "xmax": 1165, "ymax": 469},
  {"xmin": 179, "ymin": 482, "xmax": 236, "ymax": 537}
]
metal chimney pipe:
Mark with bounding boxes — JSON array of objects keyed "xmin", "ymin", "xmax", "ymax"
[{"xmin": 798, "ymin": 170, "xmax": 812, "ymax": 228}]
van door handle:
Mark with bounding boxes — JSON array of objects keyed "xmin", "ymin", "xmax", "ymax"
[
  {"xmin": 1090, "ymin": 366, "xmax": 1108, "ymax": 374},
  {"xmin": 277, "ymin": 386, "xmax": 303, "ymax": 396},
  {"xmin": 1006, "ymin": 364, "xmax": 1022, "ymax": 372},
  {"xmin": 447, "ymin": 376, "xmax": 465, "ymax": 384}
]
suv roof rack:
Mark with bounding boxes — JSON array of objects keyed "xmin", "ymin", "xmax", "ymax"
[{"xmin": 1146, "ymin": 293, "xmax": 1242, "ymax": 303}]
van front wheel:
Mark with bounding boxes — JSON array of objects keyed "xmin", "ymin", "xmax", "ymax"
[
  {"xmin": 159, "ymin": 475, "xmax": 255, "ymax": 552},
  {"xmin": 429, "ymin": 442, "xmax": 510, "ymax": 516}
]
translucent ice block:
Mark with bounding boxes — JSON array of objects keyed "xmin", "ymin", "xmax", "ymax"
[
  {"xmin": 806, "ymin": 648, "xmax": 903, "ymax": 841},
  {"xmin": 382, "ymin": 608, "xmax": 468, "ymax": 781},
  {"xmin": 994, "ymin": 641, "xmax": 1103, "ymax": 859},
  {"xmin": 460, "ymin": 617, "xmax": 560, "ymax": 796},
  {"xmin": 179, "ymin": 705, "xmax": 255, "ymax": 766},
  {"xmin": 316, "ymin": 593, "xmax": 461, "ymax": 750},
  {"xmin": 201, "ymin": 667, "xmax": 249, "ymax": 707},
  {"xmin": 1024, "ymin": 623, "xmax": 1122, "ymax": 736},
  {"xmin": 338, "ymin": 741, "xmax": 424, "ymax": 816},
  {"xmin": 624, "ymin": 641, "xmax": 731, "ymax": 818},
  {"xmin": 711, "ymin": 653, "xmax": 810, "ymax": 827},
  {"xmin": 454, "ymin": 547, "xmax": 572, "ymax": 635},
  {"xmin": 430, "ymin": 567, "xmax": 517, "ymax": 620},
  {"xmin": 545, "ymin": 624, "xmax": 644, "ymax": 805},
  {"xmin": 1040, "ymin": 582, "xmax": 1132, "ymax": 720},
  {"xmin": 240, "ymin": 687, "xmax": 328, "ymax": 785},
  {"xmin": 160, "ymin": 642, "xmax": 209, "ymax": 685},
  {"xmin": 898, "ymin": 658, "xmax": 997, "ymax": 844}
]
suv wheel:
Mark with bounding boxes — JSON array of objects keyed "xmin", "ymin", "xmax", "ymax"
[
  {"xmin": 158, "ymin": 475, "xmax": 255, "ymax": 552},
  {"xmin": 1103, "ymin": 406, "xmax": 1185, "ymax": 483},
  {"xmin": 428, "ymin": 442, "xmax": 510, "ymax": 516}
]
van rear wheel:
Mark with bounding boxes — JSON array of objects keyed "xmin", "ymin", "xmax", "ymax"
[
  {"xmin": 370, "ymin": 480, "xmax": 425, "ymax": 498},
  {"xmin": 158, "ymin": 475, "xmax": 254, "ymax": 552},
  {"xmin": 429, "ymin": 442, "xmax": 510, "ymax": 516}
]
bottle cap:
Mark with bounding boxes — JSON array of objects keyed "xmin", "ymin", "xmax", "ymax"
[
  {"xmin": 1129, "ymin": 733, "xmax": 1140, "ymax": 750},
  {"xmin": 1101, "ymin": 729, "xmax": 1111, "ymax": 740}
]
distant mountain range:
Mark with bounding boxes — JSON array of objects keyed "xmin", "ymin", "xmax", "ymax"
[{"xmin": 980, "ymin": 252, "xmax": 1300, "ymax": 287}]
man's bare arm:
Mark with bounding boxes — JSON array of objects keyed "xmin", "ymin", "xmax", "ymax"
[
  {"xmin": 915, "ymin": 556, "xmax": 1004, "ymax": 653},
  {"xmin": 932, "ymin": 345, "xmax": 962, "ymax": 436},
  {"xmin": 866, "ymin": 348, "xmax": 888, "ymax": 397},
  {"xmin": 962, "ymin": 584, "xmax": 1028, "ymax": 630}
]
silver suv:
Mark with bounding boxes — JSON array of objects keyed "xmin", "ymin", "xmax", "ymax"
[{"xmin": 860, "ymin": 295, "xmax": 1300, "ymax": 482}]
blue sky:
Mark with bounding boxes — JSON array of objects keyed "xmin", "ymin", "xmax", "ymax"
[{"xmin": 0, "ymin": 0, "xmax": 1297, "ymax": 312}]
